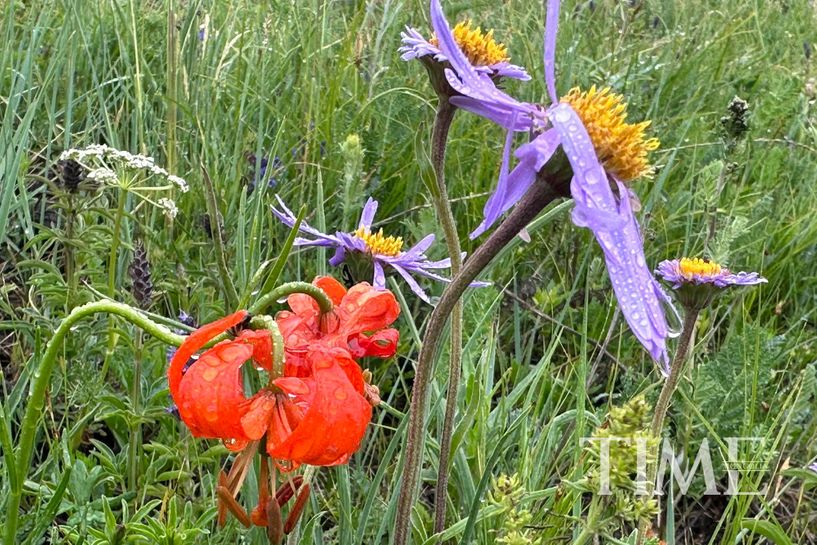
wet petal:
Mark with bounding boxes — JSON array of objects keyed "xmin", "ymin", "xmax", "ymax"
[
  {"xmin": 168, "ymin": 311, "xmax": 248, "ymax": 397},
  {"xmin": 543, "ymin": 0, "xmax": 561, "ymax": 104},
  {"xmin": 175, "ymin": 341, "xmax": 254, "ymax": 441},
  {"xmin": 358, "ymin": 198, "xmax": 379, "ymax": 230}
]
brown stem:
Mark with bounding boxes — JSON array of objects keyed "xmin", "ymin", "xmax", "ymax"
[
  {"xmin": 394, "ymin": 175, "xmax": 562, "ymax": 545},
  {"xmin": 428, "ymin": 96, "xmax": 464, "ymax": 534}
]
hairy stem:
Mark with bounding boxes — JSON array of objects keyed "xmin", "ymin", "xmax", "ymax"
[
  {"xmin": 4, "ymin": 301, "xmax": 185, "ymax": 544},
  {"xmin": 651, "ymin": 308, "xmax": 698, "ymax": 437},
  {"xmin": 248, "ymin": 281, "xmax": 333, "ymax": 316},
  {"xmin": 427, "ymin": 97, "xmax": 463, "ymax": 534},
  {"xmin": 637, "ymin": 306, "xmax": 699, "ymax": 544},
  {"xmin": 394, "ymin": 176, "xmax": 561, "ymax": 545}
]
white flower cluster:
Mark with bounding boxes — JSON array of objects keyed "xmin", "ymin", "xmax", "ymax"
[
  {"xmin": 86, "ymin": 168, "xmax": 118, "ymax": 184},
  {"xmin": 158, "ymin": 197, "xmax": 179, "ymax": 219},
  {"xmin": 59, "ymin": 144, "xmax": 189, "ymax": 192}
]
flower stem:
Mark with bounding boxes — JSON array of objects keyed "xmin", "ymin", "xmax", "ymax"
[
  {"xmin": 636, "ymin": 306, "xmax": 699, "ymax": 544},
  {"xmin": 128, "ymin": 329, "xmax": 144, "ymax": 491},
  {"xmin": 651, "ymin": 308, "xmax": 698, "ymax": 438},
  {"xmin": 248, "ymin": 281, "xmax": 333, "ymax": 316},
  {"xmin": 427, "ymin": 96, "xmax": 464, "ymax": 534},
  {"xmin": 99, "ymin": 187, "xmax": 128, "ymax": 382},
  {"xmin": 394, "ymin": 176, "xmax": 561, "ymax": 545},
  {"xmin": 4, "ymin": 301, "xmax": 185, "ymax": 544}
]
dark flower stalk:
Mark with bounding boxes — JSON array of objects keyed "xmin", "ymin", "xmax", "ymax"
[
  {"xmin": 427, "ymin": 94, "xmax": 464, "ymax": 533},
  {"xmin": 394, "ymin": 172, "xmax": 566, "ymax": 545}
]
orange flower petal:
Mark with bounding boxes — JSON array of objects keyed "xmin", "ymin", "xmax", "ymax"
[
  {"xmin": 267, "ymin": 347, "xmax": 372, "ymax": 467},
  {"xmin": 168, "ymin": 310, "xmax": 248, "ymax": 397},
  {"xmin": 175, "ymin": 340, "xmax": 253, "ymax": 442},
  {"xmin": 314, "ymin": 276, "xmax": 347, "ymax": 305}
]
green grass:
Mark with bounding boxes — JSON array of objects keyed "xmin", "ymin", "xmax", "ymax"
[{"xmin": 2, "ymin": 0, "xmax": 817, "ymax": 543}]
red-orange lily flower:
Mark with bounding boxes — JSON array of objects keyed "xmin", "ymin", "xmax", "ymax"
[
  {"xmin": 167, "ymin": 308, "xmax": 373, "ymax": 467},
  {"xmin": 276, "ymin": 276, "xmax": 400, "ymax": 376}
]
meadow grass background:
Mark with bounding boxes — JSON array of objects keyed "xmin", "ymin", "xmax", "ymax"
[{"xmin": 2, "ymin": 0, "xmax": 817, "ymax": 543}]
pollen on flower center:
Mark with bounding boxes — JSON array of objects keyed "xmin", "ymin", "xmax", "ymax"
[
  {"xmin": 430, "ymin": 21, "xmax": 509, "ymax": 67},
  {"xmin": 678, "ymin": 257, "xmax": 723, "ymax": 279},
  {"xmin": 354, "ymin": 227, "xmax": 404, "ymax": 257},
  {"xmin": 562, "ymin": 86, "xmax": 659, "ymax": 182}
]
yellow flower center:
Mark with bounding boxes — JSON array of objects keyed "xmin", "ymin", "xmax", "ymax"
[
  {"xmin": 562, "ymin": 86, "xmax": 659, "ymax": 182},
  {"xmin": 354, "ymin": 227, "xmax": 404, "ymax": 257},
  {"xmin": 678, "ymin": 257, "xmax": 723, "ymax": 279},
  {"xmin": 430, "ymin": 21, "xmax": 509, "ymax": 67}
]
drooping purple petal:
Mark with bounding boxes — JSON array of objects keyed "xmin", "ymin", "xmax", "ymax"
[
  {"xmin": 491, "ymin": 62, "xmax": 532, "ymax": 81},
  {"xmin": 391, "ymin": 263, "xmax": 431, "ymax": 303},
  {"xmin": 359, "ymin": 197, "xmax": 378, "ymax": 230},
  {"xmin": 400, "ymin": 233, "xmax": 436, "ymax": 260},
  {"xmin": 449, "ymin": 96, "xmax": 534, "ymax": 131},
  {"xmin": 272, "ymin": 195, "xmax": 341, "ymax": 245},
  {"xmin": 543, "ymin": 0, "xmax": 561, "ymax": 105},
  {"xmin": 373, "ymin": 260, "xmax": 386, "ymax": 289},
  {"xmin": 549, "ymin": 103, "xmax": 671, "ymax": 367},
  {"xmin": 329, "ymin": 246, "xmax": 346, "ymax": 267}
]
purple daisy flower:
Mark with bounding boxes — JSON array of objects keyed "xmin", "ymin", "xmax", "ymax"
[
  {"xmin": 428, "ymin": 0, "xmax": 676, "ymax": 370},
  {"xmin": 656, "ymin": 258, "xmax": 767, "ymax": 289},
  {"xmin": 399, "ymin": 25, "xmax": 531, "ymax": 82},
  {"xmin": 272, "ymin": 196, "xmax": 465, "ymax": 303}
]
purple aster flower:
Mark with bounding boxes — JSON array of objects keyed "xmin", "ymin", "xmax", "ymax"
[
  {"xmin": 809, "ymin": 462, "xmax": 817, "ymax": 474},
  {"xmin": 399, "ymin": 24, "xmax": 531, "ymax": 83},
  {"xmin": 272, "ymin": 196, "xmax": 470, "ymax": 303},
  {"xmin": 656, "ymin": 258, "xmax": 767, "ymax": 289},
  {"xmin": 656, "ymin": 257, "xmax": 766, "ymax": 310},
  {"xmin": 428, "ymin": 0, "xmax": 675, "ymax": 369}
]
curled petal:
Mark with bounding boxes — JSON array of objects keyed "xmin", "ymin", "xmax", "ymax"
[
  {"xmin": 350, "ymin": 328, "xmax": 400, "ymax": 359},
  {"xmin": 267, "ymin": 348, "xmax": 372, "ymax": 467},
  {"xmin": 168, "ymin": 311, "xmax": 248, "ymax": 398},
  {"xmin": 337, "ymin": 282, "xmax": 401, "ymax": 336}
]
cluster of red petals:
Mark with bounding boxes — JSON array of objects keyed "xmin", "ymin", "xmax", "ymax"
[
  {"xmin": 167, "ymin": 277, "xmax": 399, "ymax": 471},
  {"xmin": 275, "ymin": 276, "xmax": 400, "ymax": 376}
]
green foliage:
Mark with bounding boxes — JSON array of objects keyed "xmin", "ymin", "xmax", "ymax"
[{"xmin": 1, "ymin": 0, "xmax": 816, "ymax": 543}]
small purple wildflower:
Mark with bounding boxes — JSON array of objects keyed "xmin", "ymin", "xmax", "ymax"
[
  {"xmin": 656, "ymin": 258, "xmax": 767, "ymax": 290},
  {"xmin": 809, "ymin": 462, "xmax": 817, "ymax": 473},
  {"xmin": 272, "ymin": 196, "xmax": 473, "ymax": 303},
  {"xmin": 427, "ymin": 0, "xmax": 675, "ymax": 369},
  {"xmin": 399, "ymin": 26, "xmax": 530, "ymax": 82}
]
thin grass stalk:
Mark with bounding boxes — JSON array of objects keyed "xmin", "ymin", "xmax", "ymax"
[
  {"xmin": 4, "ymin": 301, "xmax": 185, "ymax": 543},
  {"xmin": 202, "ymin": 167, "xmax": 240, "ymax": 310},
  {"xmin": 127, "ymin": 329, "xmax": 143, "ymax": 491},
  {"xmin": 428, "ymin": 97, "xmax": 464, "ymax": 533},
  {"xmin": 63, "ymin": 196, "xmax": 76, "ymax": 311},
  {"xmin": 394, "ymin": 176, "xmax": 561, "ymax": 545},
  {"xmin": 100, "ymin": 187, "xmax": 129, "ymax": 382}
]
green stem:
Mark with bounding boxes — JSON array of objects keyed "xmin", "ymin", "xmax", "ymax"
[
  {"xmin": 100, "ymin": 188, "xmax": 128, "ymax": 382},
  {"xmin": 428, "ymin": 97, "xmax": 464, "ymax": 534},
  {"xmin": 636, "ymin": 306, "xmax": 699, "ymax": 544},
  {"xmin": 394, "ymin": 176, "xmax": 562, "ymax": 545},
  {"xmin": 249, "ymin": 315, "xmax": 286, "ymax": 380},
  {"xmin": 128, "ymin": 330, "xmax": 144, "ymax": 491},
  {"xmin": 249, "ymin": 281, "xmax": 333, "ymax": 316},
  {"xmin": 201, "ymin": 167, "xmax": 240, "ymax": 310},
  {"xmin": 4, "ymin": 301, "xmax": 184, "ymax": 544}
]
